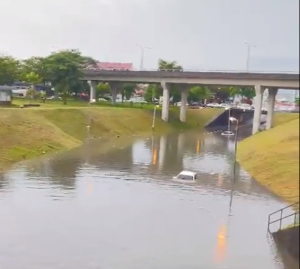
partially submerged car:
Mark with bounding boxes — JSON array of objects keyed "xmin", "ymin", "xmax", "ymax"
[{"xmin": 173, "ymin": 171, "xmax": 197, "ymax": 181}]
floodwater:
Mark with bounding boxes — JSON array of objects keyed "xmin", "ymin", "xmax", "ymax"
[{"xmin": 0, "ymin": 129, "xmax": 298, "ymax": 269}]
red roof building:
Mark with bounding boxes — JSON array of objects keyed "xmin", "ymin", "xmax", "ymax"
[{"xmin": 85, "ymin": 62, "xmax": 133, "ymax": 71}]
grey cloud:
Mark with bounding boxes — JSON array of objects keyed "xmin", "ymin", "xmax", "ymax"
[{"xmin": 0, "ymin": 0, "xmax": 298, "ymax": 71}]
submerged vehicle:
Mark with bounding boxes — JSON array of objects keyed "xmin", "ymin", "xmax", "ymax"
[{"xmin": 173, "ymin": 171, "xmax": 197, "ymax": 181}]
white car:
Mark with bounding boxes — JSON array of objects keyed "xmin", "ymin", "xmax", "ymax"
[
  {"xmin": 207, "ymin": 103, "xmax": 219, "ymax": 108},
  {"xmin": 237, "ymin": 104, "xmax": 253, "ymax": 110},
  {"xmin": 173, "ymin": 171, "xmax": 197, "ymax": 181},
  {"xmin": 129, "ymin": 97, "xmax": 147, "ymax": 104},
  {"xmin": 220, "ymin": 103, "xmax": 232, "ymax": 109}
]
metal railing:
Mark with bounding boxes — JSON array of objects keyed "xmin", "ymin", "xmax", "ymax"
[
  {"xmin": 268, "ymin": 201, "xmax": 299, "ymax": 233},
  {"xmin": 83, "ymin": 67, "xmax": 299, "ymax": 74}
]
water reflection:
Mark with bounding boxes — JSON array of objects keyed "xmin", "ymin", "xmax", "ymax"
[
  {"xmin": 215, "ymin": 223, "xmax": 228, "ymax": 264},
  {"xmin": 0, "ymin": 173, "xmax": 7, "ymax": 190},
  {"xmin": 0, "ymin": 130, "xmax": 297, "ymax": 269},
  {"xmin": 25, "ymin": 155, "xmax": 82, "ymax": 190}
]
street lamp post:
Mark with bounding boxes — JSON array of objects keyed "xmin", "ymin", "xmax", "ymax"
[
  {"xmin": 221, "ymin": 106, "xmax": 234, "ymax": 136},
  {"xmin": 137, "ymin": 44, "xmax": 151, "ymax": 71},
  {"xmin": 244, "ymin": 41, "xmax": 256, "ymax": 71},
  {"xmin": 229, "ymin": 117, "xmax": 240, "ymax": 182},
  {"xmin": 152, "ymin": 105, "xmax": 159, "ymax": 130}
]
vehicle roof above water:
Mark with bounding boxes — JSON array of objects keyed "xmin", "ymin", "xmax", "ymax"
[{"xmin": 178, "ymin": 171, "xmax": 197, "ymax": 177}]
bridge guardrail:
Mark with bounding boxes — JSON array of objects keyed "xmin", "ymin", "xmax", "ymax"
[{"xmin": 83, "ymin": 67, "xmax": 299, "ymax": 75}]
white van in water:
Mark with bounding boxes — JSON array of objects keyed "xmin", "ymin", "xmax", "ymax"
[{"xmin": 173, "ymin": 171, "xmax": 197, "ymax": 182}]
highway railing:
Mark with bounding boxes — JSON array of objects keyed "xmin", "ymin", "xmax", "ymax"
[{"xmin": 83, "ymin": 67, "xmax": 299, "ymax": 75}]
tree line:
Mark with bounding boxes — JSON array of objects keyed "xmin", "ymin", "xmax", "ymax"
[{"xmin": 0, "ymin": 49, "xmax": 256, "ymax": 104}]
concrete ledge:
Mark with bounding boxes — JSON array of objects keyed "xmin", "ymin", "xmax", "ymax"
[{"xmin": 273, "ymin": 226, "xmax": 299, "ymax": 260}]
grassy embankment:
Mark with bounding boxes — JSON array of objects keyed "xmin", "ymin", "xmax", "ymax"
[
  {"xmin": 0, "ymin": 99, "xmax": 221, "ymax": 170},
  {"xmin": 237, "ymin": 113, "xmax": 299, "ymax": 205}
]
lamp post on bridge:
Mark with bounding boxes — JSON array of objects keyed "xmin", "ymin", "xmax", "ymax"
[
  {"xmin": 137, "ymin": 44, "xmax": 151, "ymax": 71},
  {"xmin": 244, "ymin": 41, "xmax": 256, "ymax": 71}
]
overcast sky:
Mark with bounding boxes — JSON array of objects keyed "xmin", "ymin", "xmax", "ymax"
[{"xmin": 0, "ymin": 0, "xmax": 299, "ymax": 71}]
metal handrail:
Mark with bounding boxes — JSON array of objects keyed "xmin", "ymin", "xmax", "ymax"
[
  {"xmin": 83, "ymin": 67, "xmax": 299, "ymax": 74},
  {"xmin": 268, "ymin": 201, "xmax": 299, "ymax": 232}
]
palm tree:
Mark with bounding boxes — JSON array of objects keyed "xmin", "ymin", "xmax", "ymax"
[
  {"xmin": 158, "ymin": 59, "xmax": 183, "ymax": 71},
  {"xmin": 81, "ymin": 56, "xmax": 98, "ymax": 70}
]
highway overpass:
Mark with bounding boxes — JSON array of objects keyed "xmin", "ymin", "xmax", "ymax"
[
  {"xmin": 83, "ymin": 70, "xmax": 299, "ymax": 134},
  {"xmin": 83, "ymin": 70, "xmax": 299, "ymax": 89}
]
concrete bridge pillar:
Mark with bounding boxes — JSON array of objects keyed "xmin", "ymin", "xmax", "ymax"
[
  {"xmin": 88, "ymin": 80, "xmax": 97, "ymax": 102},
  {"xmin": 266, "ymin": 88, "xmax": 278, "ymax": 130},
  {"xmin": 109, "ymin": 82, "xmax": 122, "ymax": 104},
  {"xmin": 180, "ymin": 87, "xmax": 188, "ymax": 122},
  {"xmin": 252, "ymin": 85, "xmax": 265, "ymax": 134},
  {"xmin": 161, "ymin": 82, "xmax": 170, "ymax": 122}
]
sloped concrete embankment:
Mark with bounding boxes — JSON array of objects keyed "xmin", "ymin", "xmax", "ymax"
[{"xmin": 205, "ymin": 108, "xmax": 267, "ymax": 131}]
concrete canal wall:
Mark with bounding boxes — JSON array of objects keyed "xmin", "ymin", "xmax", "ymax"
[
  {"xmin": 205, "ymin": 108, "xmax": 267, "ymax": 130},
  {"xmin": 273, "ymin": 226, "xmax": 299, "ymax": 260}
]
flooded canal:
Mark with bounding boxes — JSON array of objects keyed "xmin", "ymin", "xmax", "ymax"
[{"xmin": 0, "ymin": 130, "xmax": 297, "ymax": 269}]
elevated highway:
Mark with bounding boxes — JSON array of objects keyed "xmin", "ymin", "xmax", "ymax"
[
  {"xmin": 83, "ymin": 70, "xmax": 299, "ymax": 89},
  {"xmin": 83, "ymin": 69, "xmax": 299, "ymax": 134}
]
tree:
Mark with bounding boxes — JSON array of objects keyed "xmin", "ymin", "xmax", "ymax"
[
  {"xmin": 122, "ymin": 83, "xmax": 136, "ymax": 101},
  {"xmin": 225, "ymin": 86, "xmax": 255, "ymax": 104},
  {"xmin": 170, "ymin": 85, "xmax": 182, "ymax": 103},
  {"xmin": 227, "ymin": 86, "xmax": 241, "ymax": 97},
  {"xmin": 240, "ymin": 87, "xmax": 255, "ymax": 99},
  {"xmin": 19, "ymin": 57, "xmax": 46, "ymax": 82},
  {"xmin": 97, "ymin": 82, "xmax": 111, "ymax": 97},
  {"xmin": 43, "ymin": 49, "xmax": 84, "ymax": 105},
  {"xmin": 144, "ymin": 84, "xmax": 161, "ymax": 102},
  {"xmin": 25, "ymin": 72, "xmax": 42, "ymax": 104},
  {"xmin": 81, "ymin": 56, "xmax": 98, "ymax": 69},
  {"xmin": 0, "ymin": 55, "xmax": 20, "ymax": 85},
  {"xmin": 25, "ymin": 71, "xmax": 42, "ymax": 86},
  {"xmin": 295, "ymin": 97, "xmax": 299, "ymax": 106},
  {"xmin": 188, "ymin": 86, "xmax": 211, "ymax": 102},
  {"xmin": 158, "ymin": 59, "xmax": 183, "ymax": 71},
  {"xmin": 158, "ymin": 59, "xmax": 183, "ymax": 104},
  {"xmin": 40, "ymin": 91, "xmax": 47, "ymax": 103},
  {"xmin": 227, "ymin": 86, "xmax": 255, "ymax": 99},
  {"xmin": 26, "ymin": 88, "xmax": 41, "ymax": 103}
]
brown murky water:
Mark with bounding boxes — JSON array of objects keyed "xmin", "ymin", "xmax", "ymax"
[{"xmin": 0, "ymin": 130, "xmax": 298, "ymax": 269}]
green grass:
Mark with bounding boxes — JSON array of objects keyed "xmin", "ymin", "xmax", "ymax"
[
  {"xmin": 0, "ymin": 100, "xmax": 221, "ymax": 170},
  {"xmin": 273, "ymin": 112, "xmax": 300, "ymax": 127},
  {"xmin": 237, "ymin": 113, "xmax": 300, "ymax": 204},
  {"xmin": 12, "ymin": 97, "xmax": 161, "ymax": 109}
]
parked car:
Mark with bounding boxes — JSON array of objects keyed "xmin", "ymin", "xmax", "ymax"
[
  {"xmin": 237, "ymin": 104, "xmax": 253, "ymax": 110},
  {"xmin": 207, "ymin": 103, "xmax": 222, "ymax": 108},
  {"xmin": 129, "ymin": 97, "xmax": 147, "ymax": 104}
]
